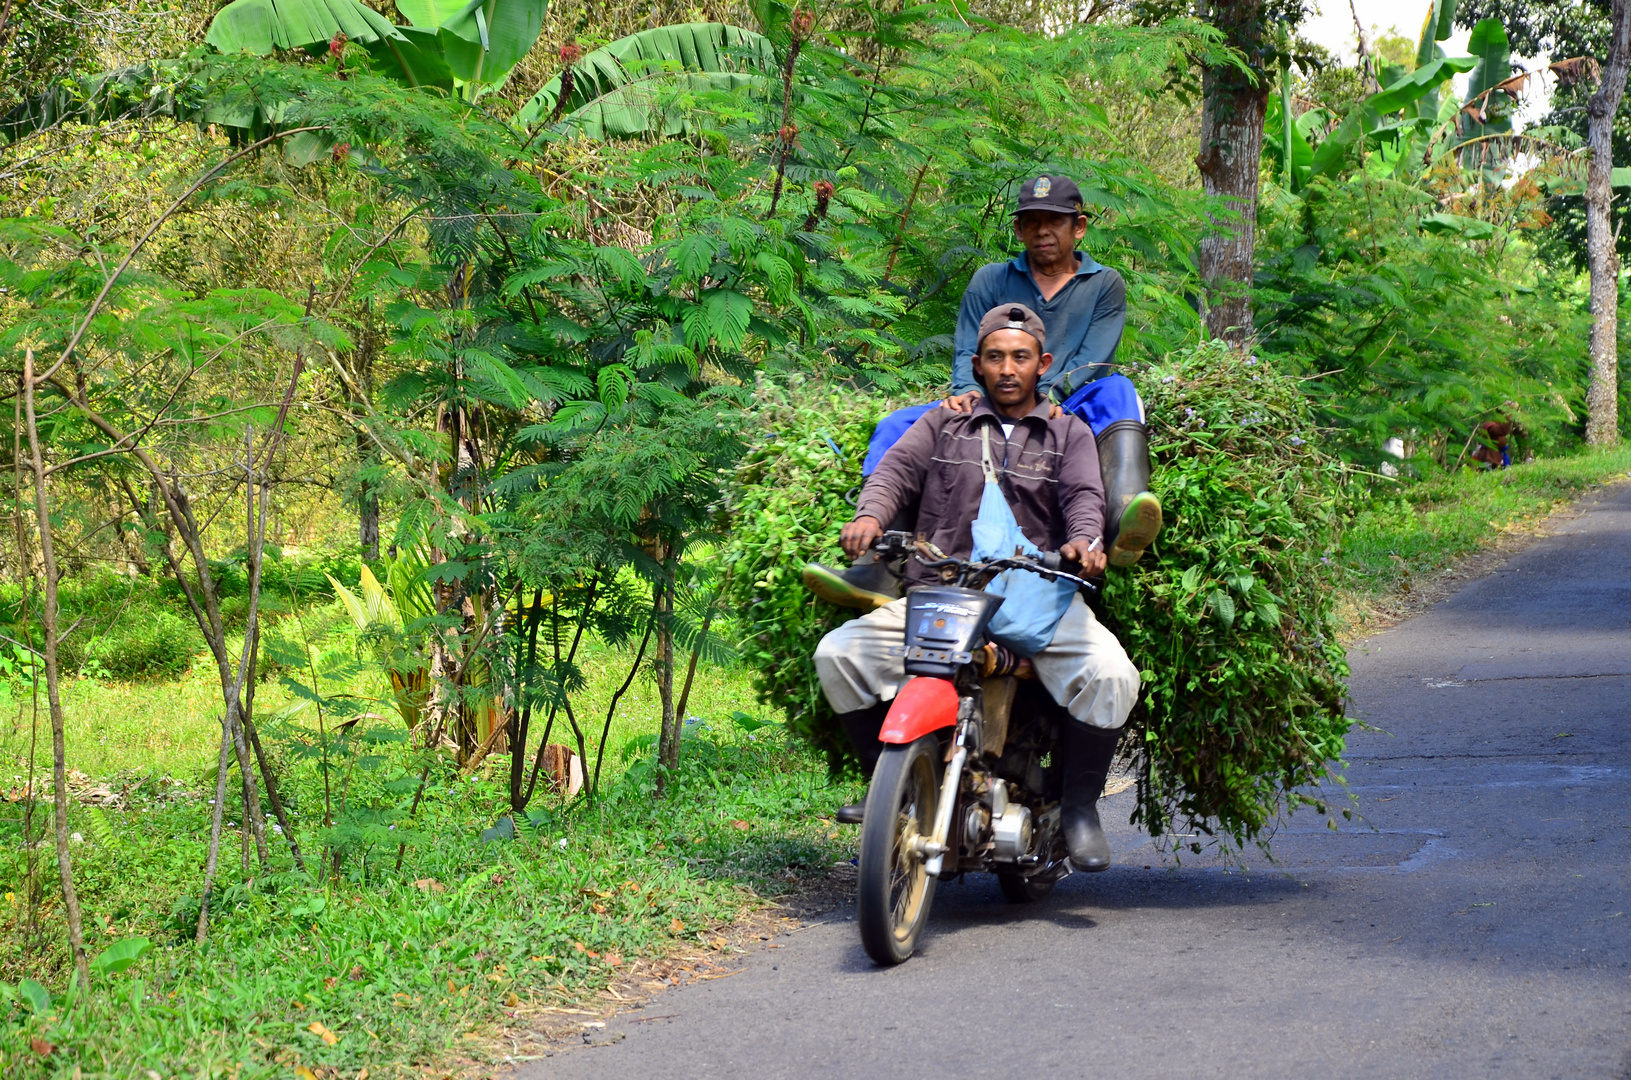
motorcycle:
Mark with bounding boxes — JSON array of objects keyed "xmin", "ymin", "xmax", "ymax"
[{"xmin": 854, "ymin": 531, "xmax": 1100, "ymax": 965}]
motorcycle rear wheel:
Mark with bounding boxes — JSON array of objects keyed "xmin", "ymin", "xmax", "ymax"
[
  {"xmin": 996, "ymin": 871, "xmax": 1056, "ymax": 903},
  {"xmin": 857, "ymin": 735, "xmax": 940, "ymax": 965}
]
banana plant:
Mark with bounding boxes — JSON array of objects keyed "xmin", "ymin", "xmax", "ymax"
[
  {"xmin": 1303, "ymin": 52, "xmax": 1477, "ymax": 182},
  {"xmin": 328, "ymin": 560, "xmax": 430, "ymax": 729},
  {"xmin": 1264, "ymin": 93, "xmax": 1328, "ymax": 193},
  {"xmin": 1274, "ymin": 0, "xmax": 1527, "ymax": 188},
  {"xmin": 204, "ymin": 0, "xmax": 453, "ymax": 90},
  {"xmin": 204, "ymin": 0, "xmax": 546, "ymax": 101},
  {"xmin": 514, "ymin": 23, "xmax": 777, "ymax": 137}
]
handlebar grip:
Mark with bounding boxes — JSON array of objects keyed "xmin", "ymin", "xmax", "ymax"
[{"xmin": 1039, "ymin": 550, "xmax": 1083, "ymax": 576}]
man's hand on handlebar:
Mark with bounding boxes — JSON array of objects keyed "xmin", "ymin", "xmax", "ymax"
[
  {"xmin": 841, "ymin": 515, "xmax": 884, "ymax": 561},
  {"xmin": 940, "ymin": 389, "xmax": 1064, "ymax": 419},
  {"xmin": 1059, "ymin": 537, "xmax": 1107, "ymax": 578}
]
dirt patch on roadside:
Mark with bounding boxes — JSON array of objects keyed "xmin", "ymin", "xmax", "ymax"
[
  {"xmin": 1337, "ymin": 478, "xmax": 1631, "ymax": 643},
  {"xmin": 447, "ymin": 862, "xmax": 859, "ymax": 1076}
]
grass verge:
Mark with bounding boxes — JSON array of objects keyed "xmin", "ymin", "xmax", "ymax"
[
  {"xmin": 0, "ymin": 655, "xmax": 863, "ymax": 1078},
  {"xmin": 1335, "ymin": 447, "xmax": 1631, "ymax": 631}
]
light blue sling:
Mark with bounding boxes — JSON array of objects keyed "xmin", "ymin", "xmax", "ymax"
[{"xmin": 970, "ymin": 423, "xmax": 1076, "ymax": 657}]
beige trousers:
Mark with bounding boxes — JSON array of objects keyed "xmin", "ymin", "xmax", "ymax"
[{"xmin": 814, "ymin": 593, "xmax": 1140, "ymax": 730}]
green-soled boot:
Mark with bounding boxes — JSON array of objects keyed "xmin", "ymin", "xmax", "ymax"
[
  {"xmin": 801, "ymin": 554, "xmax": 897, "ymax": 611},
  {"xmin": 1097, "ymin": 419, "xmax": 1162, "ymax": 567},
  {"xmin": 1108, "ymin": 491, "xmax": 1163, "ymax": 567}
]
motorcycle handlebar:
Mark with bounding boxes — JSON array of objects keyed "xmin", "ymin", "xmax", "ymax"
[{"xmin": 869, "ymin": 531, "xmax": 1099, "ymax": 593}]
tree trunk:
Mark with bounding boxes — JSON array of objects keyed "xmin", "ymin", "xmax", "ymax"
[
  {"xmin": 358, "ymin": 425, "xmax": 380, "ymax": 560},
  {"xmin": 353, "ymin": 309, "xmax": 381, "ymax": 559},
  {"xmin": 1586, "ymin": 0, "xmax": 1631, "ymax": 446},
  {"xmin": 232, "ymin": 429, "xmax": 270, "ymax": 869},
  {"xmin": 1196, "ymin": 0, "xmax": 1270, "ymax": 344},
  {"xmin": 652, "ymin": 546, "xmax": 679, "ymax": 798},
  {"xmin": 195, "ymin": 712, "xmax": 234, "ymax": 942},
  {"xmin": 21, "ymin": 353, "xmax": 90, "ymax": 985}
]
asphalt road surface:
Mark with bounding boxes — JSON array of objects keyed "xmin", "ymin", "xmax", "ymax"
[{"xmin": 519, "ymin": 483, "xmax": 1631, "ymax": 1080}]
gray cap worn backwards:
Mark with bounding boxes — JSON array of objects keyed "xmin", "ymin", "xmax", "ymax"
[{"xmin": 976, "ymin": 302, "xmax": 1047, "ymax": 352}]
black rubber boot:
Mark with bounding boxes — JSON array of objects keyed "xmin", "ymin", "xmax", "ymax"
[
  {"xmin": 1059, "ymin": 721, "xmax": 1122, "ymax": 871},
  {"xmin": 1096, "ymin": 419, "xmax": 1162, "ymax": 567},
  {"xmin": 802, "ymin": 550, "xmax": 899, "ymax": 611},
  {"xmin": 834, "ymin": 702, "xmax": 889, "ymax": 824}
]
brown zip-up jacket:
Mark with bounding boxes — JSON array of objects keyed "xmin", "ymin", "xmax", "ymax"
[{"xmin": 854, "ymin": 395, "xmax": 1105, "ymax": 587}]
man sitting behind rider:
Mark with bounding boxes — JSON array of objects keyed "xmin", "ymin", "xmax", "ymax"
[
  {"xmin": 802, "ymin": 175, "xmax": 1161, "ymax": 615},
  {"xmin": 813, "ymin": 302, "xmax": 1140, "ymax": 873}
]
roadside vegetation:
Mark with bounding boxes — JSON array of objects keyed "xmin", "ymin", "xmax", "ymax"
[
  {"xmin": 2, "ymin": 0, "xmax": 1629, "ymax": 1073},
  {"xmin": 1338, "ymin": 444, "xmax": 1631, "ymax": 609}
]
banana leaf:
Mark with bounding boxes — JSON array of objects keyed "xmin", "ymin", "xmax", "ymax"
[
  {"xmin": 1420, "ymin": 212, "xmax": 1495, "ymax": 240},
  {"xmin": 361, "ymin": 31, "xmax": 454, "ymax": 89},
  {"xmin": 419, "ymin": 0, "xmax": 549, "ymax": 89},
  {"xmin": 1370, "ymin": 55, "xmax": 1478, "ymax": 115},
  {"xmin": 1413, "ymin": 0, "xmax": 1457, "ymax": 117},
  {"xmin": 515, "ymin": 22, "xmax": 778, "ymax": 137},
  {"xmin": 205, "ymin": 0, "xmax": 396, "ymax": 54},
  {"xmin": 1461, "ymin": 17, "xmax": 1514, "ymax": 139},
  {"xmin": 1307, "ymin": 55, "xmax": 1476, "ymax": 180},
  {"xmin": 393, "ymin": 0, "xmax": 467, "ymax": 24},
  {"xmin": 205, "ymin": 0, "xmax": 452, "ymax": 88}
]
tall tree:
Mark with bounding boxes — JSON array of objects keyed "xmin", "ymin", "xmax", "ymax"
[
  {"xmin": 1586, "ymin": 0, "xmax": 1631, "ymax": 444},
  {"xmin": 1194, "ymin": 0, "xmax": 1295, "ymax": 342},
  {"xmin": 1459, "ymin": 0, "xmax": 1625, "ymax": 440}
]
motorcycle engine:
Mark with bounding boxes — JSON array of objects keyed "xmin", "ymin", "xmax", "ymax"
[
  {"xmin": 962, "ymin": 803, "xmax": 990, "ymax": 854},
  {"xmin": 989, "ymin": 779, "xmax": 1033, "ymax": 863}
]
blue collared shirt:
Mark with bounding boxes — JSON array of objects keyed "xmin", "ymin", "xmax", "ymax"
[{"xmin": 952, "ymin": 251, "xmax": 1127, "ymax": 399}]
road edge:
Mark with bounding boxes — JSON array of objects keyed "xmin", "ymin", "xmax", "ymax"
[{"xmin": 1336, "ymin": 477, "xmax": 1631, "ymax": 645}]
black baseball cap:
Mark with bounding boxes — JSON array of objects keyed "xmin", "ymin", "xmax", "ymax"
[{"xmin": 1015, "ymin": 174, "xmax": 1084, "ymax": 216}]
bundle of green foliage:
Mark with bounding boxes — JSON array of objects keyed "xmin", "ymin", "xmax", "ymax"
[
  {"xmin": 723, "ymin": 347, "xmax": 1351, "ymax": 850},
  {"xmin": 1100, "ymin": 342, "xmax": 1350, "ymax": 848},
  {"xmin": 720, "ymin": 381, "xmax": 894, "ymax": 770}
]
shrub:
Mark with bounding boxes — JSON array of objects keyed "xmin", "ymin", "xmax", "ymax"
[
  {"xmin": 720, "ymin": 382, "xmax": 893, "ymax": 772},
  {"xmin": 722, "ymin": 346, "xmax": 1352, "ymax": 850},
  {"xmin": 84, "ymin": 610, "xmax": 197, "ymax": 681}
]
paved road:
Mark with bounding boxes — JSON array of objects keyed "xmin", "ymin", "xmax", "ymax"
[{"xmin": 520, "ymin": 483, "xmax": 1631, "ymax": 1080}]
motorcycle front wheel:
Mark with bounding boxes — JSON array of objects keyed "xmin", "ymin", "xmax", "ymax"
[{"xmin": 856, "ymin": 734, "xmax": 941, "ymax": 965}]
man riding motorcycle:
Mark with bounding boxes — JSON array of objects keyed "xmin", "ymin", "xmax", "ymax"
[
  {"xmin": 803, "ymin": 174, "xmax": 1162, "ymax": 614},
  {"xmin": 813, "ymin": 303, "xmax": 1141, "ymax": 873}
]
